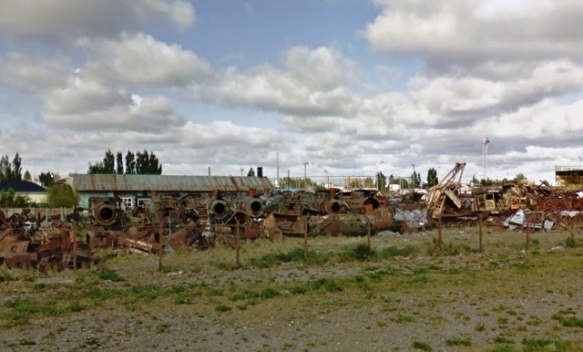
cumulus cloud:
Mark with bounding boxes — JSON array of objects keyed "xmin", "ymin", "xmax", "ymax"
[
  {"xmin": 42, "ymin": 84, "xmax": 187, "ymax": 132},
  {"xmin": 0, "ymin": 0, "xmax": 195, "ymax": 42},
  {"xmin": 364, "ymin": 0, "xmax": 583, "ymax": 70},
  {"xmin": 207, "ymin": 46, "xmax": 362, "ymax": 116},
  {"xmin": 83, "ymin": 33, "xmax": 212, "ymax": 87},
  {"xmin": 0, "ymin": 52, "xmax": 70, "ymax": 93},
  {"xmin": 408, "ymin": 59, "xmax": 583, "ymax": 124}
]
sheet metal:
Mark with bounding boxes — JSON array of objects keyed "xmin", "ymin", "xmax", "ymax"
[{"xmin": 69, "ymin": 174, "xmax": 274, "ymax": 193}]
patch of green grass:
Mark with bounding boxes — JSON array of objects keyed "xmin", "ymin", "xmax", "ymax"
[
  {"xmin": 0, "ymin": 267, "xmax": 15, "ymax": 283},
  {"xmin": 261, "ymin": 288, "xmax": 280, "ymax": 299},
  {"xmin": 32, "ymin": 282, "xmax": 47, "ymax": 290},
  {"xmin": 309, "ymin": 278, "xmax": 344, "ymax": 293},
  {"xmin": 381, "ymin": 245, "xmax": 415, "ymax": 258},
  {"xmin": 412, "ymin": 341, "xmax": 432, "ymax": 351},
  {"xmin": 522, "ymin": 338, "xmax": 571, "ymax": 351},
  {"xmin": 130, "ymin": 285, "xmax": 165, "ymax": 301},
  {"xmin": 207, "ymin": 287, "xmax": 224, "ymax": 297},
  {"xmin": 154, "ymin": 323, "xmax": 171, "ymax": 334},
  {"xmin": 94, "ymin": 268, "xmax": 124, "ymax": 282},
  {"xmin": 249, "ymin": 248, "xmax": 306, "ymax": 268},
  {"xmin": 230, "ymin": 289, "xmax": 260, "ymax": 301},
  {"xmin": 475, "ymin": 322, "xmax": 486, "ymax": 331},
  {"xmin": 445, "ymin": 338, "xmax": 471, "ymax": 347},
  {"xmin": 561, "ymin": 317, "xmax": 583, "ymax": 328},
  {"xmin": 392, "ymin": 314, "xmax": 415, "ymax": 323},
  {"xmin": 290, "ymin": 285, "xmax": 308, "ymax": 295},
  {"xmin": 341, "ymin": 244, "xmax": 376, "ymax": 261},
  {"xmin": 489, "ymin": 347, "xmax": 518, "ymax": 352},
  {"xmin": 19, "ymin": 338, "xmax": 36, "ymax": 346},
  {"xmin": 412, "ymin": 267, "xmax": 428, "ymax": 275},
  {"xmin": 248, "ymin": 248, "xmax": 332, "ymax": 268},
  {"xmin": 215, "ymin": 304, "xmax": 232, "ymax": 313},
  {"xmin": 1, "ymin": 297, "xmax": 87, "ymax": 326},
  {"xmin": 494, "ymin": 336, "xmax": 514, "ymax": 344}
]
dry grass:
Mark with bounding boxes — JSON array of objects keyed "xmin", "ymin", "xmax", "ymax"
[{"xmin": 1, "ymin": 226, "xmax": 583, "ymax": 351}]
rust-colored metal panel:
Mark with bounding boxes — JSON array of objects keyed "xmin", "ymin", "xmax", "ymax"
[{"xmin": 70, "ymin": 174, "xmax": 274, "ymax": 193}]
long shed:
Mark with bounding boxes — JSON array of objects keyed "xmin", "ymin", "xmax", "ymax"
[{"xmin": 67, "ymin": 174, "xmax": 274, "ymax": 209}]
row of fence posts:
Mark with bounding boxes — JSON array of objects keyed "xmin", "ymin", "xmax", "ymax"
[
  {"xmin": 154, "ymin": 217, "xmax": 375, "ymax": 271},
  {"xmin": 153, "ymin": 214, "xmax": 579, "ymax": 272}
]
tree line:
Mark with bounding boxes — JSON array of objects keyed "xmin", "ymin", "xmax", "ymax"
[
  {"xmin": 0, "ymin": 149, "xmax": 163, "ymax": 208},
  {"xmin": 88, "ymin": 149, "xmax": 162, "ymax": 175}
]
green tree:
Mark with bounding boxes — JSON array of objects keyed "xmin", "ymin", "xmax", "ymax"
[
  {"xmin": 11, "ymin": 153, "xmax": 22, "ymax": 180},
  {"xmin": 0, "ymin": 153, "xmax": 23, "ymax": 181},
  {"xmin": 23, "ymin": 170, "xmax": 32, "ymax": 181},
  {"xmin": 88, "ymin": 149, "xmax": 115, "ymax": 174},
  {"xmin": 116, "ymin": 152, "xmax": 124, "ymax": 174},
  {"xmin": 376, "ymin": 172, "xmax": 386, "ymax": 191},
  {"xmin": 480, "ymin": 178, "xmax": 493, "ymax": 186},
  {"xmin": 125, "ymin": 150, "xmax": 136, "ymax": 174},
  {"xmin": 514, "ymin": 173, "xmax": 527, "ymax": 183},
  {"xmin": 0, "ymin": 155, "xmax": 10, "ymax": 180},
  {"xmin": 471, "ymin": 175, "xmax": 480, "ymax": 185},
  {"xmin": 411, "ymin": 171, "xmax": 421, "ymax": 188},
  {"xmin": 426, "ymin": 168, "xmax": 439, "ymax": 188},
  {"xmin": 46, "ymin": 184, "xmax": 78, "ymax": 208},
  {"xmin": 364, "ymin": 176, "xmax": 374, "ymax": 188},
  {"xmin": 135, "ymin": 149, "xmax": 162, "ymax": 174},
  {"xmin": 39, "ymin": 172, "xmax": 55, "ymax": 188},
  {"xmin": 0, "ymin": 188, "xmax": 32, "ymax": 207},
  {"xmin": 90, "ymin": 149, "xmax": 162, "ymax": 175}
]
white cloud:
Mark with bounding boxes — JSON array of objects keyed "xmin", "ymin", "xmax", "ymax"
[
  {"xmin": 0, "ymin": 0, "xmax": 195, "ymax": 42},
  {"xmin": 364, "ymin": 0, "xmax": 583, "ymax": 69},
  {"xmin": 83, "ymin": 33, "xmax": 212, "ymax": 87},
  {"xmin": 44, "ymin": 77, "xmax": 131, "ymax": 116},
  {"xmin": 42, "ymin": 88, "xmax": 187, "ymax": 132},
  {"xmin": 409, "ymin": 60, "xmax": 583, "ymax": 123},
  {"xmin": 0, "ymin": 52, "xmax": 70, "ymax": 92},
  {"xmin": 207, "ymin": 46, "xmax": 362, "ymax": 116}
]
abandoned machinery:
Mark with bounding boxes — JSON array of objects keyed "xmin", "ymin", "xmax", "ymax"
[{"xmin": 2, "ymin": 162, "xmax": 583, "ymax": 270}]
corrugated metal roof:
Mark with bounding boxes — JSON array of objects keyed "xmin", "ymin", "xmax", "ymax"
[{"xmin": 69, "ymin": 174, "xmax": 274, "ymax": 193}]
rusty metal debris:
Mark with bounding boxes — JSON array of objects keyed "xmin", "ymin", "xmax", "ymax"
[{"xmin": 3, "ymin": 165, "xmax": 583, "ymax": 271}]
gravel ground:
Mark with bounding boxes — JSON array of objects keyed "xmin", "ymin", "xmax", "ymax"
[{"xmin": 1, "ymin": 228, "xmax": 583, "ymax": 352}]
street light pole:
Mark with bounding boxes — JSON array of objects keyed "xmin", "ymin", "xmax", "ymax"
[
  {"xmin": 303, "ymin": 162, "xmax": 309, "ymax": 190},
  {"xmin": 377, "ymin": 161, "xmax": 384, "ymax": 191},
  {"xmin": 412, "ymin": 164, "xmax": 416, "ymax": 189},
  {"xmin": 483, "ymin": 137, "xmax": 490, "ymax": 179},
  {"xmin": 324, "ymin": 169, "xmax": 329, "ymax": 189}
]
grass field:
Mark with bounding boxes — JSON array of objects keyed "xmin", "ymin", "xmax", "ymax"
[{"xmin": 1, "ymin": 226, "xmax": 583, "ymax": 351}]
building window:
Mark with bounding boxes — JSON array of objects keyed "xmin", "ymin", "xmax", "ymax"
[{"xmin": 121, "ymin": 197, "xmax": 133, "ymax": 209}]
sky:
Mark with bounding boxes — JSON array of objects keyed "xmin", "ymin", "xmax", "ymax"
[{"xmin": 1, "ymin": 0, "xmax": 583, "ymax": 186}]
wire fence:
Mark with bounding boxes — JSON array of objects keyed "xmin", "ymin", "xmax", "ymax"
[{"xmin": 271, "ymin": 175, "xmax": 414, "ymax": 192}]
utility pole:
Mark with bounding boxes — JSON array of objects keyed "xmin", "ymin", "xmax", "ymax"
[
  {"xmin": 483, "ymin": 137, "xmax": 490, "ymax": 179},
  {"xmin": 412, "ymin": 164, "xmax": 416, "ymax": 189},
  {"xmin": 303, "ymin": 162, "xmax": 309, "ymax": 190}
]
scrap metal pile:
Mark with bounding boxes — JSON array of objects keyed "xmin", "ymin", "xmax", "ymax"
[
  {"xmin": 3, "ymin": 163, "xmax": 583, "ymax": 271},
  {"xmin": 0, "ymin": 187, "xmax": 396, "ymax": 270},
  {"xmin": 408, "ymin": 162, "xmax": 583, "ymax": 231}
]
